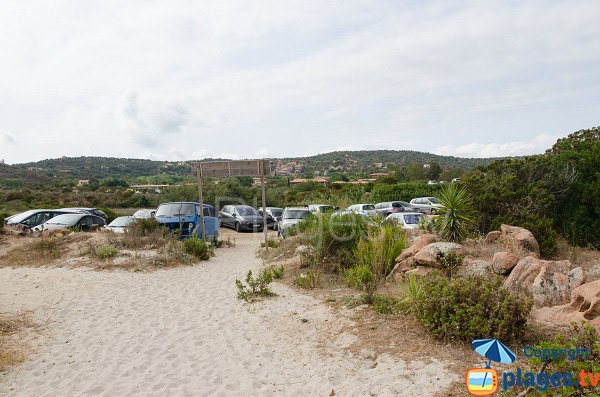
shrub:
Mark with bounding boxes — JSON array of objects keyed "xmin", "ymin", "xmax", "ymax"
[
  {"xmin": 371, "ymin": 295, "xmax": 403, "ymax": 315},
  {"xmin": 127, "ymin": 218, "xmax": 160, "ymax": 236},
  {"xmin": 436, "ymin": 251, "xmax": 463, "ymax": 279},
  {"xmin": 434, "ymin": 183, "xmax": 474, "ymax": 242},
  {"xmin": 94, "ymin": 245, "xmax": 119, "ymax": 259},
  {"xmin": 183, "ymin": 238, "xmax": 210, "ymax": 260},
  {"xmin": 294, "ymin": 269, "xmax": 320, "ymax": 289},
  {"xmin": 399, "ymin": 274, "xmax": 425, "ymax": 312},
  {"xmin": 31, "ymin": 238, "xmax": 61, "ymax": 259},
  {"xmin": 415, "ymin": 276, "xmax": 532, "ymax": 342},
  {"xmin": 152, "ymin": 240, "xmax": 194, "ymax": 267},
  {"xmin": 344, "ymin": 263, "xmax": 376, "ymax": 303},
  {"xmin": 260, "ymin": 239, "xmax": 280, "ymax": 249},
  {"xmin": 235, "ymin": 269, "xmax": 276, "ymax": 302},
  {"xmin": 265, "ymin": 265, "xmax": 284, "ymax": 279}
]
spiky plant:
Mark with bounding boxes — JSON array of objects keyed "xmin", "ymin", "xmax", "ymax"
[{"xmin": 434, "ymin": 183, "xmax": 474, "ymax": 242}]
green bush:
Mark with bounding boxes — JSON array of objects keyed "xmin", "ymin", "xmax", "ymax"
[
  {"xmin": 399, "ymin": 274, "xmax": 425, "ymax": 312},
  {"xmin": 235, "ymin": 269, "xmax": 276, "ymax": 302},
  {"xmin": 265, "ymin": 265, "xmax": 284, "ymax": 279},
  {"xmin": 344, "ymin": 263, "xmax": 376, "ymax": 302},
  {"xmin": 183, "ymin": 238, "xmax": 210, "ymax": 260},
  {"xmin": 95, "ymin": 245, "xmax": 119, "ymax": 259},
  {"xmin": 415, "ymin": 276, "xmax": 532, "ymax": 342}
]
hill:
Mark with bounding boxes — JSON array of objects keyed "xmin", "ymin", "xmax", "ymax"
[{"xmin": 3, "ymin": 150, "xmax": 501, "ymax": 187}]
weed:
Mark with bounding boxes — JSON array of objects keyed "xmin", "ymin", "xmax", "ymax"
[
  {"xmin": 94, "ymin": 245, "xmax": 119, "ymax": 259},
  {"xmin": 31, "ymin": 238, "xmax": 61, "ymax": 259},
  {"xmin": 183, "ymin": 237, "xmax": 210, "ymax": 260},
  {"xmin": 235, "ymin": 269, "xmax": 276, "ymax": 302},
  {"xmin": 294, "ymin": 269, "xmax": 321, "ymax": 289},
  {"xmin": 261, "ymin": 239, "xmax": 280, "ymax": 249}
]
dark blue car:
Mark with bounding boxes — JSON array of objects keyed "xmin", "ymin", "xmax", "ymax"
[{"xmin": 155, "ymin": 202, "xmax": 219, "ymax": 240}]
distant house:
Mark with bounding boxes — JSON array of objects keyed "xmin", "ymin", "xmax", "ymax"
[
  {"xmin": 289, "ymin": 177, "xmax": 329, "ymax": 186},
  {"xmin": 77, "ymin": 179, "xmax": 90, "ymax": 186}
]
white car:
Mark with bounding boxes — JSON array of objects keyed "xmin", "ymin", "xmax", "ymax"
[
  {"xmin": 33, "ymin": 213, "xmax": 106, "ymax": 232},
  {"xmin": 345, "ymin": 204, "xmax": 377, "ymax": 217},
  {"xmin": 105, "ymin": 216, "xmax": 136, "ymax": 233},
  {"xmin": 133, "ymin": 208, "xmax": 156, "ymax": 219},
  {"xmin": 385, "ymin": 212, "xmax": 430, "ymax": 230},
  {"xmin": 278, "ymin": 207, "xmax": 312, "ymax": 237},
  {"xmin": 409, "ymin": 197, "xmax": 443, "ymax": 215}
]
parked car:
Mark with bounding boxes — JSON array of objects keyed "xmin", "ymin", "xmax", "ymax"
[
  {"xmin": 257, "ymin": 207, "xmax": 283, "ymax": 230},
  {"xmin": 33, "ymin": 213, "xmax": 106, "ymax": 232},
  {"xmin": 345, "ymin": 204, "xmax": 377, "ymax": 216},
  {"xmin": 279, "ymin": 207, "xmax": 312, "ymax": 237},
  {"xmin": 155, "ymin": 202, "xmax": 219, "ymax": 240},
  {"xmin": 60, "ymin": 207, "xmax": 108, "ymax": 221},
  {"xmin": 409, "ymin": 197, "xmax": 443, "ymax": 215},
  {"xmin": 385, "ymin": 212, "xmax": 431, "ymax": 230},
  {"xmin": 105, "ymin": 216, "xmax": 136, "ymax": 233},
  {"xmin": 219, "ymin": 205, "xmax": 264, "ymax": 232},
  {"xmin": 373, "ymin": 201, "xmax": 418, "ymax": 217},
  {"xmin": 5, "ymin": 209, "xmax": 79, "ymax": 230},
  {"xmin": 308, "ymin": 204, "xmax": 335, "ymax": 214},
  {"xmin": 132, "ymin": 208, "xmax": 156, "ymax": 219}
]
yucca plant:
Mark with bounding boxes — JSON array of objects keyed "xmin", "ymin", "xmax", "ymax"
[
  {"xmin": 399, "ymin": 274, "xmax": 424, "ymax": 311},
  {"xmin": 434, "ymin": 183, "xmax": 474, "ymax": 242}
]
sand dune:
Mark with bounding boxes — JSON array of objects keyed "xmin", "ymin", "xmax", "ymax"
[{"xmin": 0, "ymin": 234, "xmax": 458, "ymax": 396}]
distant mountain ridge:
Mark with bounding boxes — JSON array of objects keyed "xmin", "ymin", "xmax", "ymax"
[{"xmin": 2, "ymin": 150, "xmax": 503, "ymax": 187}]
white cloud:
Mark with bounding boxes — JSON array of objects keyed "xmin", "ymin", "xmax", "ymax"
[
  {"xmin": 433, "ymin": 134, "xmax": 560, "ymax": 158},
  {"xmin": 0, "ymin": 1, "xmax": 598, "ymax": 163}
]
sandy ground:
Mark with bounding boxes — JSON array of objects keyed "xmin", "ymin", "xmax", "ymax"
[{"xmin": 0, "ymin": 231, "xmax": 458, "ymax": 396}]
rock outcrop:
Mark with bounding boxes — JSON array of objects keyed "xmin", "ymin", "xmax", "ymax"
[
  {"xmin": 492, "ymin": 251, "xmax": 519, "ymax": 275},
  {"xmin": 532, "ymin": 280, "xmax": 600, "ymax": 331},
  {"xmin": 503, "ymin": 256, "xmax": 585, "ymax": 307},
  {"xmin": 413, "ymin": 242, "xmax": 466, "ymax": 267},
  {"xmin": 499, "ymin": 224, "xmax": 540, "ymax": 258},
  {"xmin": 459, "ymin": 258, "xmax": 495, "ymax": 277}
]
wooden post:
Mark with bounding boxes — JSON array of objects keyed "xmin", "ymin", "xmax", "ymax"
[
  {"xmin": 260, "ymin": 160, "xmax": 268, "ymax": 251},
  {"xmin": 196, "ymin": 164, "xmax": 206, "ymax": 242}
]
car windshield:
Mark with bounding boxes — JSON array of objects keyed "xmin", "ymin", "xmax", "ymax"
[
  {"xmin": 319, "ymin": 206, "xmax": 334, "ymax": 212},
  {"xmin": 428, "ymin": 197, "xmax": 441, "ymax": 204},
  {"xmin": 236, "ymin": 207, "xmax": 258, "ymax": 216},
  {"xmin": 9, "ymin": 210, "xmax": 37, "ymax": 223},
  {"xmin": 46, "ymin": 214, "xmax": 82, "ymax": 225},
  {"xmin": 284, "ymin": 209, "xmax": 311, "ymax": 219},
  {"xmin": 392, "ymin": 202, "xmax": 410, "ymax": 207},
  {"xmin": 270, "ymin": 209, "xmax": 283, "ymax": 217},
  {"xmin": 362, "ymin": 205, "xmax": 375, "ymax": 210},
  {"xmin": 156, "ymin": 203, "xmax": 195, "ymax": 217},
  {"xmin": 404, "ymin": 214, "xmax": 424, "ymax": 224},
  {"xmin": 109, "ymin": 217, "xmax": 134, "ymax": 227}
]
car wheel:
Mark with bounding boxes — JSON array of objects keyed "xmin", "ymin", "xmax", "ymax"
[{"xmin": 235, "ymin": 222, "xmax": 241, "ymax": 232}]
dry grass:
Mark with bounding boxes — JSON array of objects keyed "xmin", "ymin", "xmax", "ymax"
[{"xmin": 0, "ymin": 311, "xmax": 36, "ymax": 373}]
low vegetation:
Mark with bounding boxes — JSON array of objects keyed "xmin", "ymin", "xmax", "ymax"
[
  {"xmin": 414, "ymin": 276, "xmax": 532, "ymax": 342},
  {"xmin": 434, "ymin": 183, "xmax": 474, "ymax": 243},
  {"xmin": 294, "ymin": 269, "xmax": 320, "ymax": 289},
  {"xmin": 235, "ymin": 269, "xmax": 276, "ymax": 302},
  {"xmin": 0, "ymin": 312, "xmax": 34, "ymax": 373},
  {"xmin": 183, "ymin": 238, "xmax": 210, "ymax": 260},
  {"xmin": 93, "ymin": 245, "xmax": 119, "ymax": 259}
]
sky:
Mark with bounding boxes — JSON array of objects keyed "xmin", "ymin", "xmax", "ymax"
[{"xmin": 0, "ymin": 0, "xmax": 599, "ymax": 164}]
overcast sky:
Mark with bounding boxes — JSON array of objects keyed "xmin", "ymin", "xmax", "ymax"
[{"xmin": 0, "ymin": 1, "xmax": 599, "ymax": 164}]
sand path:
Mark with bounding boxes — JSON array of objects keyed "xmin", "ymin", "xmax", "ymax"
[{"xmin": 0, "ymin": 232, "xmax": 458, "ymax": 396}]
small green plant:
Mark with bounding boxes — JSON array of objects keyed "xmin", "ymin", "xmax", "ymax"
[
  {"xmin": 399, "ymin": 274, "xmax": 424, "ymax": 312},
  {"xmin": 95, "ymin": 245, "xmax": 119, "ymax": 259},
  {"xmin": 415, "ymin": 275, "xmax": 532, "ymax": 342},
  {"xmin": 434, "ymin": 183, "xmax": 474, "ymax": 242},
  {"xmin": 436, "ymin": 251, "xmax": 463, "ymax": 279},
  {"xmin": 371, "ymin": 294, "xmax": 403, "ymax": 315},
  {"xmin": 235, "ymin": 269, "xmax": 276, "ymax": 302},
  {"xmin": 294, "ymin": 269, "xmax": 320, "ymax": 289},
  {"xmin": 152, "ymin": 241, "xmax": 193, "ymax": 267},
  {"xmin": 128, "ymin": 218, "xmax": 161, "ymax": 236},
  {"xmin": 183, "ymin": 237, "xmax": 210, "ymax": 260},
  {"xmin": 261, "ymin": 239, "xmax": 280, "ymax": 249},
  {"xmin": 265, "ymin": 265, "xmax": 284, "ymax": 279},
  {"xmin": 344, "ymin": 263, "xmax": 376, "ymax": 303}
]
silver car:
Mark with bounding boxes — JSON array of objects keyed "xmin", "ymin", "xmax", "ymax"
[
  {"xmin": 385, "ymin": 212, "xmax": 431, "ymax": 229},
  {"xmin": 409, "ymin": 197, "xmax": 443, "ymax": 215},
  {"xmin": 278, "ymin": 207, "xmax": 312, "ymax": 237}
]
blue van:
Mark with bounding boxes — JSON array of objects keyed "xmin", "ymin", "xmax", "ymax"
[{"xmin": 155, "ymin": 202, "xmax": 219, "ymax": 240}]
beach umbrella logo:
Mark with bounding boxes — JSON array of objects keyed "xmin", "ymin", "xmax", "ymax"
[{"xmin": 466, "ymin": 339, "xmax": 516, "ymax": 396}]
